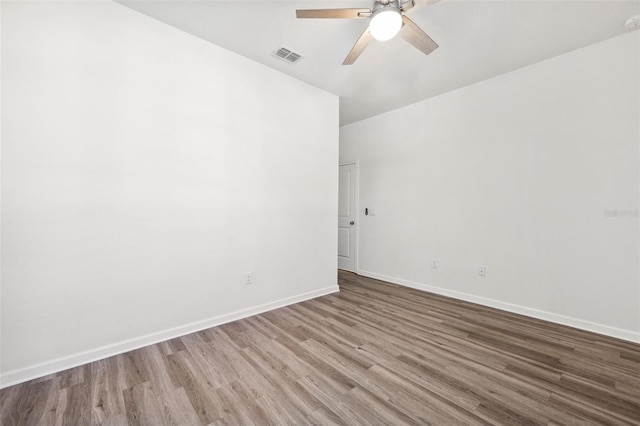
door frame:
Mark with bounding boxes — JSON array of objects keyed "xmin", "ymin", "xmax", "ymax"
[{"xmin": 338, "ymin": 160, "xmax": 359, "ymax": 274}]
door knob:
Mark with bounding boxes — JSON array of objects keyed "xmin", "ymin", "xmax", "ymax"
[{"xmin": 350, "ymin": 221, "xmax": 355, "ymax": 225}]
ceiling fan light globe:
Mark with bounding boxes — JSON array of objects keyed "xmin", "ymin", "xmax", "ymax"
[{"xmin": 369, "ymin": 8, "xmax": 402, "ymax": 41}]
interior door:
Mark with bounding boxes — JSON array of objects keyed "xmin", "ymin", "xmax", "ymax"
[{"xmin": 338, "ymin": 163, "xmax": 357, "ymax": 272}]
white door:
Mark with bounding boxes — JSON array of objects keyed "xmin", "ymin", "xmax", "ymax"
[{"xmin": 338, "ymin": 163, "xmax": 358, "ymax": 272}]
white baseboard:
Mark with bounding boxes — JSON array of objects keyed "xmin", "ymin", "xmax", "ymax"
[
  {"xmin": 357, "ymin": 269, "xmax": 640, "ymax": 344},
  {"xmin": 0, "ymin": 285, "xmax": 339, "ymax": 389}
]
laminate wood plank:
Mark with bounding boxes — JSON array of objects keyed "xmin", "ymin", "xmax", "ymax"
[
  {"xmin": 364, "ymin": 364, "xmax": 466, "ymax": 425},
  {"xmin": 89, "ymin": 359, "xmax": 127, "ymax": 425},
  {"xmin": 253, "ymin": 393, "xmax": 307, "ymax": 425},
  {"xmin": 53, "ymin": 387, "xmax": 67, "ymax": 426},
  {"xmin": 296, "ymin": 374, "xmax": 374, "ymax": 426},
  {"xmin": 305, "ymin": 406, "xmax": 345, "ymax": 426},
  {"xmin": 127, "ymin": 383, "xmax": 163, "ymax": 425},
  {"xmin": 166, "ymin": 350, "xmax": 227, "ymax": 424},
  {"xmin": 2, "ymin": 270, "xmax": 639, "ymax": 425},
  {"xmin": 164, "ymin": 386, "xmax": 202, "ymax": 425},
  {"xmin": 268, "ymin": 334, "xmax": 358, "ymax": 393},
  {"xmin": 157, "ymin": 337, "xmax": 187, "ymax": 356},
  {"xmin": 314, "ymin": 337, "xmax": 480, "ymax": 424},
  {"xmin": 215, "ymin": 380, "xmax": 271, "ymax": 425},
  {"xmin": 8, "ymin": 377, "xmax": 60, "ymax": 426},
  {"xmin": 112, "ymin": 352, "xmax": 149, "ymax": 392},
  {"xmin": 131, "ymin": 345, "xmax": 179, "ymax": 395},
  {"xmin": 239, "ymin": 346, "xmax": 324, "ymax": 416},
  {"xmin": 548, "ymin": 391, "xmax": 636, "ymax": 426},
  {"xmin": 346, "ymin": 386, "xmax": 419, "ymax": 426},
  {"xmin": 557, "ymin": 374, "xmax": 640, "ymax": 422},
  {"xmin": 59, "ymin": 381, "xmax": 92, "ymax": 425},
  {"xmin": 364, "ymin": 342, "xmax": 482, "ymax": 411},
  {"xmin": 179, "ymin": 333, "xmax": 233, "ymax": 388},
  {"xmin": 58, "ymin": 364, "xmax": 87, "ymax": 389}
]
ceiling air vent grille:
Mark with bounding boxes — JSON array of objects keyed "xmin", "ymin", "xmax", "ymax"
[{"xmin": 273, "ymin": 47, "xmax": 303, "ymax": 64}]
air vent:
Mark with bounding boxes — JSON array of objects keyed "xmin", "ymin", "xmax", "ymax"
[{"xmin": 273, "ymin": 47, "xmax": 303, "ymax": 64}]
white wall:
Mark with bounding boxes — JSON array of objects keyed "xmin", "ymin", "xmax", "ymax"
[
  {"xmin": 1, "ymin": 1, "xmax": 338, "ymax": 387},
  {"xmin": 341, "ymin": 32, "xmax": 640, "ymax": 342}
]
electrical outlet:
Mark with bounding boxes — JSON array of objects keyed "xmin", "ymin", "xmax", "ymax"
[
  {"xmin": 479, "ymin": 266, "xmax": 486, "ymax": 277},
  {"xmin": 245, "ymin": 272, "xmax": 253, "ymax": 285},
  {"xmin": 431, "ymin": 258, "xmax": 438, "ymax": 269}
]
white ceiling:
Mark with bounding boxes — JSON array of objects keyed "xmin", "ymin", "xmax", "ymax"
[{"xmin": 119, "ymin": 0, "xmax": 640, "ymax": 125}]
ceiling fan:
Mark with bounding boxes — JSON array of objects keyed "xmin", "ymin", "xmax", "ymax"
[{"xmin": 296, "ymin": 0, "xmax": 440, "ymax": 65}]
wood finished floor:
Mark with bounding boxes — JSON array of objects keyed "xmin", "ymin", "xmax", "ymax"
[{"xmin": 1, "ymin": 271, "xmax": 640, "ymax": 425}]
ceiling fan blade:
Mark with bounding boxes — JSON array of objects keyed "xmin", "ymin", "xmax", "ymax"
[
  {"xmin": 296, "ymin": 9, "xmax": 371, "ymax": 19},
  {"xmin": 399, "ymin": 16, "xmax": 439, "ymax": 56},
  {"xmin": 401, "ymin": 0, "xmax": 440, "ymax": 13},
  {"xmin": 343, "ymin": 27, "xmax": 374, "ymax": 65}
]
